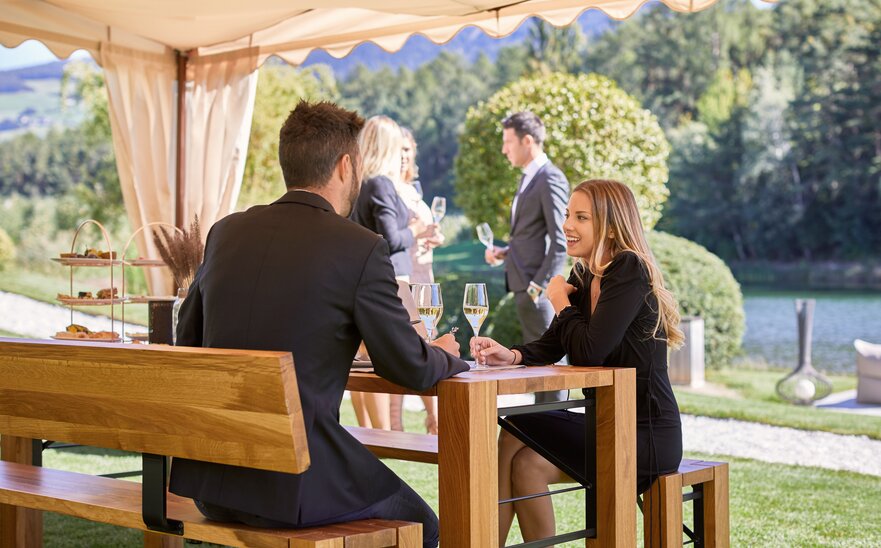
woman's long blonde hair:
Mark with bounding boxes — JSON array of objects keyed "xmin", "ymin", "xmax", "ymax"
[
  {"xmin": 574, "ymin": 179, "xmax": 684, "ymax": 349},
  {"xmin": 358, "ymin": 115, "xmax": 404, "ymax": 182}
]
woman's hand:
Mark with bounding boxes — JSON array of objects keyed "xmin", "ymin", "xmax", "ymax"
[
  {"xmin": 431, "ymin": 333, "xmax": 460, "ymax": 357},
  {"xmin": 546, "ymin": 275, "xmax": 576, "ymax": 314},
  {"xmin": 469, "ymin": 336, "xmax": 518, "ymax": 366}
]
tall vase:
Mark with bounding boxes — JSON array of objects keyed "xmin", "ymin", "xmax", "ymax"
[{"xmin": 172, "ymin": 287, "xmax": 188, "ymax": 345}]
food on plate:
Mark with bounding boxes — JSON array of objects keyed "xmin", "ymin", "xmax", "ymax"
[
  {"xmin": 54, "ymin": 324, "xmax": 119, "ymax": 340},
  {"xmin": 78, "ymin": 291, "xmax": 94, "ymax": 299},
  {"xmin": 96, "ymin": 287, "xmax": 118, "ymax": 299},
  {"xmin": 58, "ymin": 249, "xmax": 117, "ymax": 260}
]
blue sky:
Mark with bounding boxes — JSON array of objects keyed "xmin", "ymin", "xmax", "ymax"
[{"xmin": 0, "ymin": 40, "xmax": 91, "ymax": 71}]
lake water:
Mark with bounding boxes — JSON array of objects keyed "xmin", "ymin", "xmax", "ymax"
[{"xmin": 741, "ymin": 290, "xmax": 881, "ymax": 374}]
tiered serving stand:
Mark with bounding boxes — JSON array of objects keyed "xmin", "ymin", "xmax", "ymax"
[{"xmin": 51, "ymin": 219, "xmax": 124, "ymax": 342}]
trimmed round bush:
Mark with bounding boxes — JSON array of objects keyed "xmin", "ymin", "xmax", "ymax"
[
  {"xmin": 455, "ymin": 72, "xmax": 670, "ymax": 236},
  {"xmin": 647, "ymin": 231, "xmax": 745, "ymax": 368},
  {"xmin": 0, "ymin": 227, "xmax": 16, "ymax": 270}
]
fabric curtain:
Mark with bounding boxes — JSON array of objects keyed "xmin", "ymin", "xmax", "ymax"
[
  {"xmin": 184, "ymin": 48, "xmax": 260, "ymax": 231},
  {"xmin": 100, "ymin": 43, "xmax": 177, "ymax": 297}
]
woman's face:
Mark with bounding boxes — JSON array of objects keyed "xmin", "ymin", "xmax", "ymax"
[
  {"xmin": 563, "ymin": 191, "xmax": 595, "ymax": 258},
  {"xmin": 401, "ymin": 139, "xmax": 415, "ymax": 178}
]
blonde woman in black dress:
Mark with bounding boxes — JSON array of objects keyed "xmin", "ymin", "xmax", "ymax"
[{"xmin": 470, "ymin": 179, "xmax": 685, "ymax": 544}]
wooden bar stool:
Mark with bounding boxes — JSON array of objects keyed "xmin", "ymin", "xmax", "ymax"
[{"xmin": 641, "ymin": 459, "xmax": 729, "ymax": 547}]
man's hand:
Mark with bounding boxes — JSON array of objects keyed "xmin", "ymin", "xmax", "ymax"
[
  {"xmin": 431, "ymin": 333, "xmax": 460, "ymax": 357},
  {"xmin": 469, "ymin": 336, "xmax": 517, "ymax": 366},
  {"xmin": 484, "ymin": 246, "xmax": 507, "ymax": 266},
  {"xmin": 546, "ymin": 275, "xmax": 576, "ymax": 314}
]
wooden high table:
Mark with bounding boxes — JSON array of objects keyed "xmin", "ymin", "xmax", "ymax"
[{"xmin": 347, "ymin": 365, "xmax": 636, "ymax": 547}]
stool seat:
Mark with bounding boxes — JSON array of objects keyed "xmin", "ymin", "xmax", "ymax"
[{"xmin": 641, "ymin": 459, "xmax": 729, "ymax": 548}]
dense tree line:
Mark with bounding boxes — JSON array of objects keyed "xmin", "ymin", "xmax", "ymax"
[{"xmin": 1, "ymin": 0, "xmax": 878, "ymax": 261}]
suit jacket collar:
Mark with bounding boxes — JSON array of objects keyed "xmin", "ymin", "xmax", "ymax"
[
  {"xmin": 273, "ymin": 189, "xmax": 335, "ymax": 212},
  {"xmin": 511, "ymin": 161, "xmax": 552, "ymax": 232}
]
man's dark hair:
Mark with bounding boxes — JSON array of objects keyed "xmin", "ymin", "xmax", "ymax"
[
  {"xmin": 501, "ymin": 111, "xmax": 546, "ymax": 146},
  {"xmin": 279, "ymin": 101, "xmax": 365, "ymax": 190}
]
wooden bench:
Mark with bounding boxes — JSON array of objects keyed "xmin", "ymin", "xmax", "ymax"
[
  {"xmin": 642, "ymin": 458, "xmax": 729, "ymax": 548},
  {"xmin": 0, "ymin": 338, "xmax": 420, "ymax": 547}
]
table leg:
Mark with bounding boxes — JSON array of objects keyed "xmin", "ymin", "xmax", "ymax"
[
  {"xmin": 0, "ymin": 436, "xmax": 42, "ymax": 548},
  {"xmin": 593, "ymin": 368, "xmax": 636, "ymax": 547},
  {"xmin": 438, "ymin": 380, "xmax": 498, "ymax": 547}
]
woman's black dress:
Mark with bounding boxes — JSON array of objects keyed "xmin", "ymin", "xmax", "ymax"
[{"xmin": 509, "ymin": 251, "xmax": 682, "ymax": 494}]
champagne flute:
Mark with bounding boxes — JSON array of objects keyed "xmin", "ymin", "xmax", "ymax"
[
  {"xmin": 411, "ymin": 283, "xmax": 443, "ymax": 341},
  {"xmin": 430, "ymin": 197, "xmax": 446, "ymax": 224},
  {"xmin": 476, "ymin": 223, "xmax": 493, "ymax": 250},
  {"xmin": 463, "ymin": 283, "xmax": 489, "ymax": 340}
]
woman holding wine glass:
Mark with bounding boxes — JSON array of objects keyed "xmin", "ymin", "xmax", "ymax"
[
  {"xmin": 391, "ymin": 127, "xmax": 444, "ymax": 433},
  {"xmin": 350, "ymin": 116, "xmax": 435, "ymax": 431},
  {"xmin": 469, "ymin": 180, "xmax": 684, "ymax": 544}
]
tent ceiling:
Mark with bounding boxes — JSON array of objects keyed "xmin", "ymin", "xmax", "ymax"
[{"xmin": 1, "ymin": 0, "xmax": 735, "ymax": 65}]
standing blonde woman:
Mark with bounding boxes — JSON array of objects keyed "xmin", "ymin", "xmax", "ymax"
[
  {"xmin": 351, "ymin": 116, "xmax": 434, "ymax": 430},
  {"xmin": 470, "ymin": 180, "xmax": 684, "ymax": 544},
  {"xmin": 389, "ymin": 127, "xmax": 442, "ymax": 434}
]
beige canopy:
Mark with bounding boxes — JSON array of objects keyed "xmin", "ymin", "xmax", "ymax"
[{"xmin": 0, "ymin": 0, "xmax": 732, "ymax": 293}]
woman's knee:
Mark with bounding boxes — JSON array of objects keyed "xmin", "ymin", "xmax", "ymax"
[{"xmin": 511, "ymin": 449, "xmax": 555, "ymax": 489}]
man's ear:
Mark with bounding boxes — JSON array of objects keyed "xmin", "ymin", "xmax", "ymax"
[
  {"xmin": 521, "ymin": 134, "xmax": 534, "ymax": 148},
  {"xmin": 335, "ymin": 153, "xmax": 351, "ymax": 182}
]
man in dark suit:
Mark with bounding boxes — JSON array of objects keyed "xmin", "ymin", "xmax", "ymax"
[
  {"xmin": 485, "ymin": 111, "xmax": 568, "ymax": 403},
  {"xmin": 169, "ymin": 101, "xmax": 468, "ymax": 548}
]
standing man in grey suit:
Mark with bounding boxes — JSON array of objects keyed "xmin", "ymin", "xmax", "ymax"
[{"xmin": 485, "ymin": 111, "xmax": 568, "ymax": 403}]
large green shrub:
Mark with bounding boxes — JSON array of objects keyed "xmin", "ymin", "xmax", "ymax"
[
  {"xmin": 0, "ymin": 227, "xmax": 16, "ymax": 270},
  {"xmin": 455, "ymin": 72, "xmax": 670, "ymax": 235},
  {"xmin": 647, "ymin": 231, "xmax": 745, "ymax": 368}
]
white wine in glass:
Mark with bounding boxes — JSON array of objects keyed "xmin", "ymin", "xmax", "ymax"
[
  {"xmin": 476, "ymin": 223, "xmax": 493, "ymax": 250},
  {"xmin": 430, "ymin": 196, "xmax": 446, "ymax": 224},
  {"xmin": 411, "ymin": 283, "xmax": 443, "ymax": 341},
  {"xmin": 463, "ymin": 283, "xmax": 489, "ymax": 338}
]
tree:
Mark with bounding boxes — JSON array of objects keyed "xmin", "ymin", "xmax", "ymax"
[
  {"xmin": 454, "ymin": 72, "xmax": 670, "ymax": 236},
  {"xmin": 238, "ymin": 62, "xmax": 338, "ymax": 208},
  {"xmin": 584, "ymin": 0, "xmax": 772, "ymax": 128},
  {"xmin": 526, "ymin": 20, "xmax": 586, "ymax": 74}
]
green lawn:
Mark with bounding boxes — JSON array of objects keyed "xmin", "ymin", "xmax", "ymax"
[
  {"xmin": 20, "ymin": 403, "xmax": 881, "ymax": 547},
  {"xmin": 676, "ymin": 366, "xmax": 881, "ymax": 440}
]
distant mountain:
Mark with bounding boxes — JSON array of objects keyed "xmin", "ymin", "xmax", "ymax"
[{"xmin": 301, "ymin": 11, "xmax": 612, "ymax": 77}]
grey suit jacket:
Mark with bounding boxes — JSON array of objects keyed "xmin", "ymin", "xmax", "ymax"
[{"xmin": 505, "ymin": 161, "xmax": 569, "ymax": 292}]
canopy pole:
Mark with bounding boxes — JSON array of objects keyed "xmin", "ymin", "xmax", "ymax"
[{"xmin": 174, "ymin": 50, "xmax": 187, "ymax": 229}]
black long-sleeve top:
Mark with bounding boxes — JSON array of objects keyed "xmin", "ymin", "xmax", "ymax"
[
  {"xmin": 513, "ymin": 251, "xmax": 681, "ymax": 428},
  {"xmin": 350, "ymin": 175, "xmax": 414, "ymax": 277}
]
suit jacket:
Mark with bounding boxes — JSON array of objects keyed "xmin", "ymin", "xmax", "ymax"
[
  {"xmin": 169, "ymin": 190, "xmax": 468, "ymax": 526},
  {"xmin": 350, "ymin": 175, "xmax": 414, "ymax": 277},
  {"xmin": 505, "ymin": 161, "xmax": 569, "ymax": 292}
]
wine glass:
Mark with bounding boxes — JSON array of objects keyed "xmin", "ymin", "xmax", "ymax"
[
  {"xmin": 476, "ymin": 223, "xmax": 493, "ymax": 250},
  {"xmin": 411, "ymin": 283, "xmax": 443, "ymax": 341},
  {"xmin": 463, "ymin": 283, "xmax": 489, "ymax": 340},
  {"xmin": 430, "ymin": 197, "xmax": 446, "ymax": 224}
]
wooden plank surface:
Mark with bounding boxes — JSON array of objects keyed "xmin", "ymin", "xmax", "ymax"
[
  {"xmin": 704, "ymin": 463, "xmax": 729, "ymax": 548},
  {"xmin": 0, "ymin": 338, "xmax": 308, "ymax": 474},
  {"xmin": 0, "ymin": 436, "xmax": 41, "ymax": 548},
  {"xmin": 0, "ymin": 461, "xmax": 412, "ymax": 548},
  {"xmin": 592, "ymin": 367, "xmax": 636, "ymax": 547},
  {"xmin": 344, "ymin": 426, "xmax": 437, "ymax": 464},
  {"xmin": 437, "ymin": 380, "xmax": 498, "ymax": 547}
]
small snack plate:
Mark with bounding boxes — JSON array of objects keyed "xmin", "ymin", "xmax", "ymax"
[
  {"xmin": 57, "ymin": 297, "xmax": 126, "ymax": 306},
  {"xmin": 127, "ymin": 295, "xmax": 177, "ymax": 304},
  {"xmin": 126, "ymin": 332, "xmax": 150, "ymax": 341},
  {"xmin": 51, "ymin": 333, "xmax": 122, "ymax": 343},
  {"xmin": 51, "ymin": 257, "xmax": 122, "ymax": 267},
  {"xmin": 126, "ymin": 258, "xmax": 166, "ymax": 267}
]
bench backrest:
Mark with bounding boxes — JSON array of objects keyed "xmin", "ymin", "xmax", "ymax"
[{"xmin": 0, "ymin": 338, "xmax": 309, "ymax": 474}]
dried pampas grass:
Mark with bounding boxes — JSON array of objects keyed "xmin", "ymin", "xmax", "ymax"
[{"xmin": 152, "ymin": 216, "xmax": 204, "ymax": 289}]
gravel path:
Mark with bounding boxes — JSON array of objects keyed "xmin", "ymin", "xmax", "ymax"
[{"xmin": 4, "ymin": 290, "xmax": 880, "ymax": 477}]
